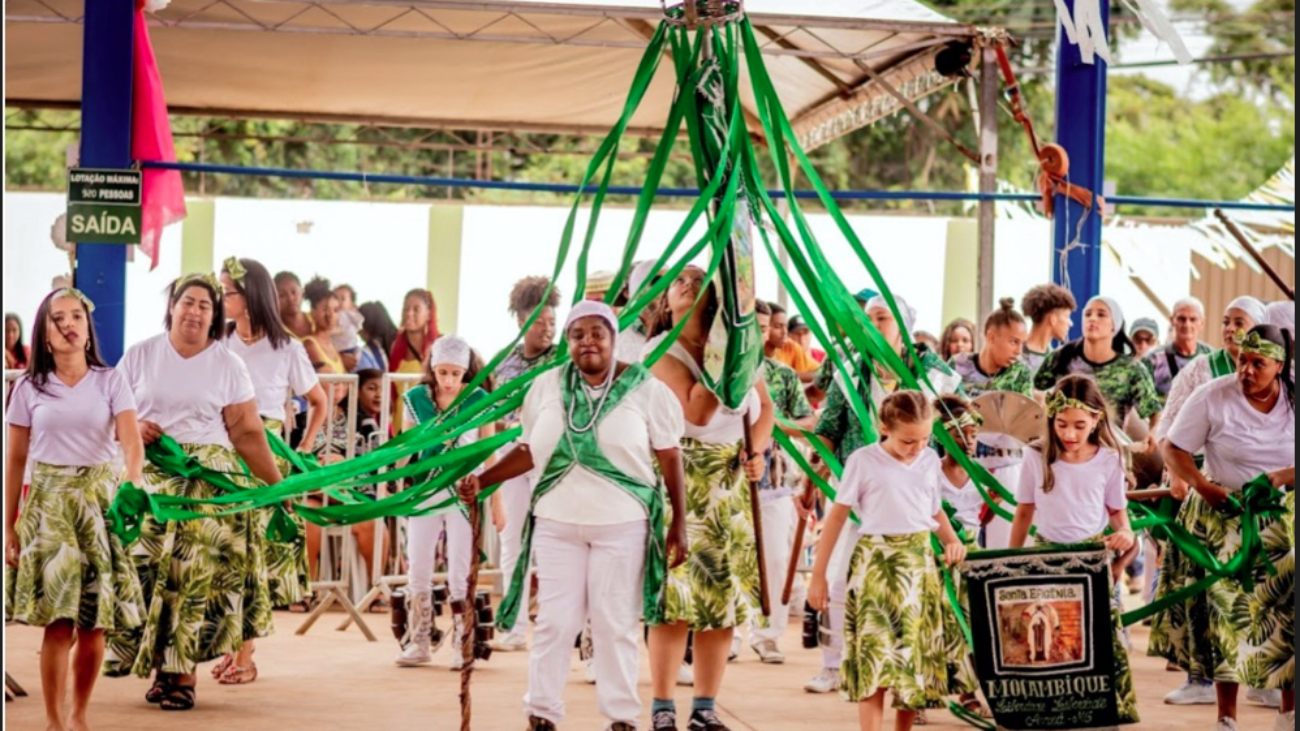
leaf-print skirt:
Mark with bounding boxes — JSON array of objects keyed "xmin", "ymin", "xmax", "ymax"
[
  {"xmin": 1148, "ymin": 491, "xmax": 1295, "ymax": 688},
  {"xmin": 5, "ymin": 463, "xmax": 144, "ymax": 632},
  {"xmin": 841, "ymin": 533, "xmax": 948, "ymax": 708},
  {"xmin": 263, "ymin": 418, "xmax": 312, "ymax": 608},
  {"xmin": 104, "ymin": 443, "xmax": 272, "ymax": 678},
  {"xmin": 659, "ymin": 438, "xmax": 762, "ymax": 632}
]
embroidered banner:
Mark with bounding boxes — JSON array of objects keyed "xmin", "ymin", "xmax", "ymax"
[{"xmin": 964, "ymin": 545, "xmax": 1120, "ymax": 731}]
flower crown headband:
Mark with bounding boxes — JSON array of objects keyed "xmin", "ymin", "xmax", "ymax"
[
  {"xmin": 174, "ymin": 272, "xmax": 223, "ymax": 299},
  {"xmin": 51, "ymin": 287, "xmax": 96, "ymax": 314},
  {"xmin": 1046, "ymin": 390, "xmax": 1103, "ymax": 418},
  {"xmin": 223, "ymin": 257, "xmax": 248, "ymax": 286},
  {"xmin": 942, "ymin": 410, "xmax": 983, "ymax": 433}
]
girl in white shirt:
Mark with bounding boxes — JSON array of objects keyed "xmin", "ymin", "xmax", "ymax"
[
  {"xmin": 808, "ymin": 391, "xmax": 967, "ymax": 731},
  {"xmin": 395, "ymin": 336, "xmax": 497, "ymax": 671},
  {"xmin": 4, "ymin": 289, "xmax": 146, "ymax": 731},
  {"xmin": 1010, "ymin": 374, "xmax": 1140, "ymax": 725}
]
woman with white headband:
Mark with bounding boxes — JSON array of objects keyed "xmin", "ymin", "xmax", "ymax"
[
  {"xmin": 462, "ymin": 300, "xmax": 689, "ymax": 731},
  {"xmin": 394, "ymin": 335, "xmax": 497, "ymax": 671},
  {"xmin": 1034, "ymin": 296, "xmax": 1162, "ymax": 428}
]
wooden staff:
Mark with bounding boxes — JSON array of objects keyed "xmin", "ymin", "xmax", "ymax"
[
  {"xmin": 1215, "ymin": 209, "xmax": 1295, "ymax": 301},
  {"xmin": 459, "ymin": 493, "xmax": 482, "ymax": 731},
  {"xmin": 783, "ymin": 476, "xmax": 817, "ymax": 606},
  {"xmin": 743, "ymin": 414, "xmax": 772, "ymax": 618},
  {"xmin": 1127, "ymin": 488, "xmax": 1175, "ymax": 502}
]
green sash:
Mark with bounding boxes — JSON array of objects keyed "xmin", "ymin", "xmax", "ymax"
[
  {"xmin": 1209, "ymin": 348, "xmax": 1235, "ymax": 379},
  {"xmin": 498, "ymin": 362, "xmax": 668, "ymax": 631},
  {"xmin": 404, "ymin": 385, "xmax": 488, "ymax": 514}
]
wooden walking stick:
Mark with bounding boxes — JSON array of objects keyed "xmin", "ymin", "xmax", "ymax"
[
  {"xmin": 1215, "ymin": 209, "xmax": 1295, "ymax": 301},
  {"xmin": 782, "ymin": 476, "xmax": 818, "ymax": 606},
  {"xmin": 459, "ymin": 488, "xmax": 482, "ymax": 731},
  {"xmin": 743, "ymin": 414, "xmax": 772, "ymax": 618}
]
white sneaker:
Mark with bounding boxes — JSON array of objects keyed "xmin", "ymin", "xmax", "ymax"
[
  {"xmin": 489, "ymin": 631, "xmax": 529, "ymax": 653},
  {"xmin": 676, "ymin": 663, "xmax": 695, "ymax": 687},
  {"xmin": 751, "ymin": 639, "xmax": 785, "ymax": 665},
  {"xmin": 585, "ymin": 660, "xmax": 597, "ymax": 685},
  {"xmin": 728, "ymin": 636, "xmax": 741, "ymax": 663},
  {"xmin": 395, "ymin": 642, "xmax": 433, "ymax": 667},
  {"xmin": 1215, "ymin": 718, "xmax": 1239, "ymax": 731},
  {"xmin": 1274, "ymin": 711, "xmax": 1295, "ymax": 731},
  {"xmin": 448, "ymin": 615, "xmax": 467, "ymax": 671},
  {"xmin": 804, "ymin": 668, "xmax": 841, "ymax": 694},
  {"xmin": 1249, "ymin": 687, "xmax": 1284, "ymax": 709},
  {"xmin": 1165, "ymin": 680, "xmax": 1217, "ymax": 706}
]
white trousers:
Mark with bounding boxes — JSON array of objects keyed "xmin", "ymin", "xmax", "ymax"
[
  {"xmin": 750, "ymin": 498, "xmax": 798, "ymax": 642},
  {"xmin": 821, "ymin": 526, "xmax": 857, "ymax": 670},
  {"xmin": 407, "ymin": 510, "xmax": 473, "ymax": 602},
  {"xmin": 498, "ymin": 475, "xmax": 533, "ymax": 630},
  {"xmin": 525, "ymin": 519, "xmax": 647, "ymax": 726}
]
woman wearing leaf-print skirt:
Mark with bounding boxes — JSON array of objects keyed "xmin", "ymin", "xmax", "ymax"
[
  {"xmin": 103, "ymin": 273, "xmax": 284, "ymax": 713},
  {"xmin": 644, "ymin": 266, "xmax": 776, "ymax": 731},
  {"xmin": 4, "ymin": 288, "xmax": 145, "ymax": 731}
]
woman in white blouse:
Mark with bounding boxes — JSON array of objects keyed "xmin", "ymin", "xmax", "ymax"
[
  {"xmin": 104, "ymin": 274, "xmax": 284, "ymax": 713},
  {"xmin": 1157, "ymin": 325, "xmax": 1295, "ymax": 731},
  {"xmin": 463, "ymin": 301, "xmax": 689, "ymax": 731}
]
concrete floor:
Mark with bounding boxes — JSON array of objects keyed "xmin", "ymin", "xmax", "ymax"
[{"xmin": 4, "ymin": 610, "xmax": 1282, "ymax": 731}]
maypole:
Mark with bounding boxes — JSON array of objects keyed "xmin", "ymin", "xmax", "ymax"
[{"xmin": 663, "ymin": 0, "xmax": 770, "ymax": 616}]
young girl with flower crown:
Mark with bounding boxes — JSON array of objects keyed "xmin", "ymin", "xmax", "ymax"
[{"xmin": 1010, "ymin": 374, "xmax": 1141, "ymax": 725}]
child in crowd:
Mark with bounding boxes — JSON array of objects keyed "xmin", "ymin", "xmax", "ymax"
[
  {"xmin": 809, "ymin": 391, "xmax": 967, "ymax": 731},
  {"xmin": 1010, "ymin": 374, "xmax": 1140, "ymax": 725}
]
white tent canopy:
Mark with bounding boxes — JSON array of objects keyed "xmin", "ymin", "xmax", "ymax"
[{"xmin": 6, "ymin": 0, "xmax": 975, "ymax": 147}]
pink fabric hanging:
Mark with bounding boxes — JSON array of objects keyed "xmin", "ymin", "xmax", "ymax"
[{"xmin": 132, "ymin": 3, "xmax": 186, "ymax": 269}]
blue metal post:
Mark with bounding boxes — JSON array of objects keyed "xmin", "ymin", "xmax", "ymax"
[
  {"xmin": 1053, "ymin": 0, "xmax": 1109, "ymax": 340},
  {"xmin": 77, "ymin": 0, "xmax": 136, "ymax": 363}
]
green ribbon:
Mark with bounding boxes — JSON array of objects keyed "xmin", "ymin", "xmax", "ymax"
[
  {"xmin": 1121, "ymin": 474, "xmax": 1289, "ymax": 627},
  {"xmin": 498, "ymin": 363, "xmax": 668, "ymax": 631}
]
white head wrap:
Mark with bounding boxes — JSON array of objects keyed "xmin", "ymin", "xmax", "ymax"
[
  {"xmin": 429, "ymin": 335, "xmax": 472, "ymax": 369},
  {"xmin": 565, "ymin": 300, "xmax": 620, "ymax": 340},
  {"xmin": 627, "ymin": 260, "xmax": 661, "ymax": 302},
  {"xmin": 1226, "ymin": 295, "xmax": 1267, "ymax": 326},
  {"xmin": 1087, "ymin": 296, "xmax": 1126, "ymax": 336},
  {"xmin": 1266, "ymin": 301, "xmax": 1295, "ymax": 337},
  {"xmin": 866, "ymin": 294, "xmax": 918, "ymax": 335}
]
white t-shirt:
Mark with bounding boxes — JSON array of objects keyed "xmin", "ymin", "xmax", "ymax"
[
  {"xmin": 118, "ymin": 334, "xmax": 257, "ymax": 449},
  {"xmin": 1016, "ymin": 447, "xmax": 1127, "ymax": 545},
  {"xmin": 227, "ymin": 336, "xmax": 319, "ymax": 423},
  {"xmin": 646, "ymin": 335, "xmax": 761, "ymax": 444},
  {"xmin": 6, "ymin": 368, "xmax": 137, "ymax": 466},
  {"xmin": 526, "ymin": 368, "xmax": 685, "ymax": 526},
  {"xmin": 941, "ymin": 470, "xmax": 985, "ymax": 534},
  {"xmin": 835, "ymin": 444, "xmax": 943, "ymax": 537},
  {"xmin": 1167, "ymin": 376, "xmax": 1295, "ymax": 491}
]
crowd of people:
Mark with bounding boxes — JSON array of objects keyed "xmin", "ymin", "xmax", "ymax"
[{"xmin": 2, "ymin": 258, "xmax": 1294, "ymax": 731}]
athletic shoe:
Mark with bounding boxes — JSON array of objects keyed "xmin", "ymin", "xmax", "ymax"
[
  {"xmin": 804, "ymin": 667, "xmax": 841, "ymax": 694},
  {"xmin": 585, "ymin": 660, "xmax": 597, "ymax": 685},
  {"xmin": 489, "ymin": 632, "xmax": 528, "ymax": 653},
  {"xmin": 751, "ymin": 640, "xmax": 785, "ymax": 665},
  {"xmin": 1274, "ymin": 711, "xmax": 1295, "ymax": 731},
  {"xmin": 677, "ymin": 663, "xmax": 695, "ymax": 687},
  {"xmin": 394, "ymin": 642, "xmax": 433, "ymax": 667},
  {"xmin": 1249, "ymin": 688, "xmax": 1284, "ymax": 709},
  {"xmin": 652, "ymin": 709, "xmax": 678, "ymax": 731},
  {"xmin": 728, "ymin": 636, "xmax": 740, "ymax": 663},
  {"xmin": 1164, "ymin": 680, "xmax": 1217, "ymax": 706},
  {"xmin": 1215, "ymin": 718, "xmax": 1239, "ymax": 731},
  {"xmin": 687, "ymin": 709, "xmax": 731, "ymax": 731}
]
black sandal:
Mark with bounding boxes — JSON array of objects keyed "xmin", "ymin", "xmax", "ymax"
[
  {"xmin": 159, "ymin": 685, "xmax": 196, "ymax": 712},
  {"xmin": 145, "ymin": 674, "xmax": 173, "ymax": 705}
]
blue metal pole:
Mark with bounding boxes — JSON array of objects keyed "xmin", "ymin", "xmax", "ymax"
[
  {"xmin": 1054, "ymin": 0, "xmax": 1109, "ymax": 340},
  {"xmin": 77, "ymin": 0, "xmax": 135, "ymax": 364}
]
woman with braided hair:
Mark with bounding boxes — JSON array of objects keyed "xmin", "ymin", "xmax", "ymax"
[{"xmin": 1156, "ymin": 325, "xmax": 1295, "ymax": 731}]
